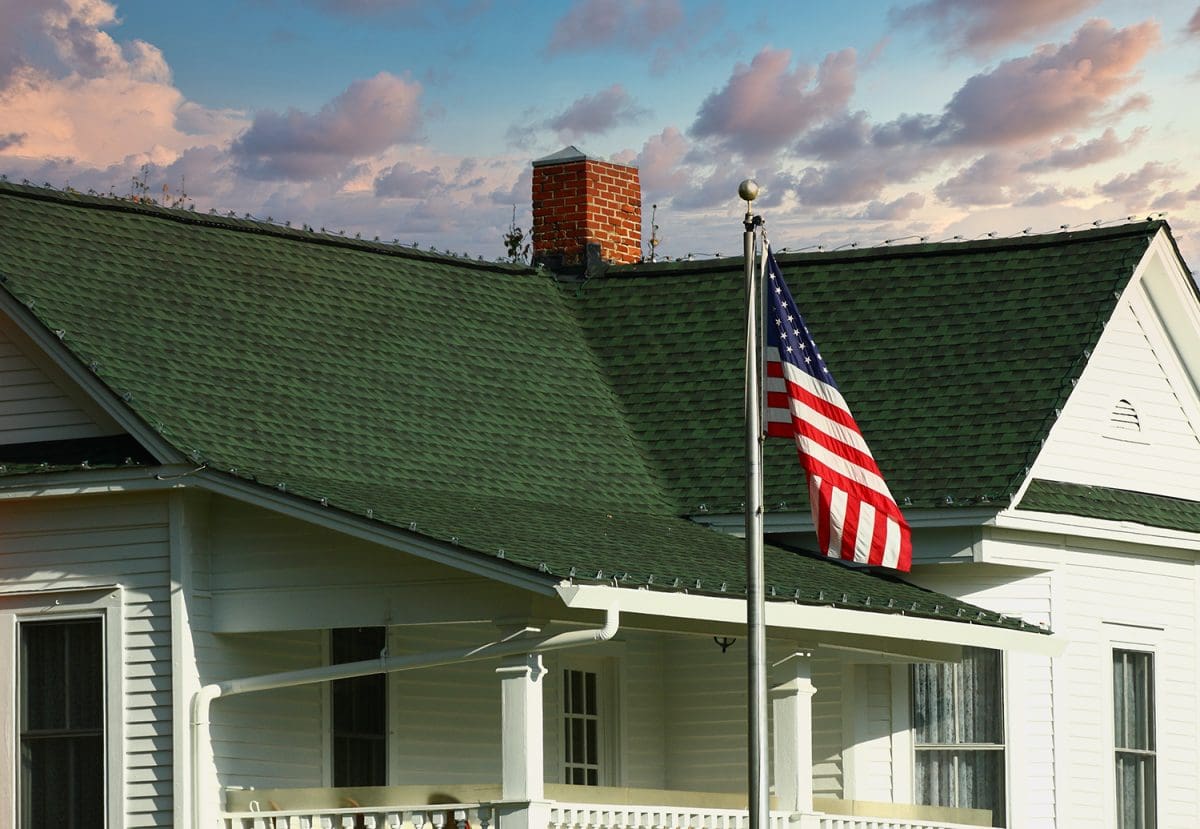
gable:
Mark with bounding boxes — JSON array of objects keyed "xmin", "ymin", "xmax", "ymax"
[
  {"xmin": 0, "ymin": 310, "xmax": 123, "ymax": 446},
  {"xmin": 1028, "ymin": 235, "xmax": 1200, "ymax": 501}
]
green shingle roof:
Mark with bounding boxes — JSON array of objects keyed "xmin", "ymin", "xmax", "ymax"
[
  {"xmin": 3, "ymin": 182, "xmax": 1160, "ymax": 634},
  {"xmin": 1019, "ymin": 479, "xmax": 1200, "ymax": 533},
  {"xmin": 570, "ymin": 224, "xmax": 1160, "ymax": 516}
]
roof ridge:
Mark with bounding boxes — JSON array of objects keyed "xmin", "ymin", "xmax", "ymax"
[
  {"xmin": 599, "ymin": 219, "xmax": 1168, "ymax": 278},
  {"xmin": 0, "ymin": 179, "xmax": 537, "ymax": 276}
]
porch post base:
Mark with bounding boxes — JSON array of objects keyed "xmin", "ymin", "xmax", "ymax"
[{"xmin": 490, "ymin": 799, "xmax": 552, "ymax": 829}]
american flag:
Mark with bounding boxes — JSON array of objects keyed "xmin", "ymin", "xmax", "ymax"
[{"xmin": 763, "ymin": 247, "xmax": 912, "ymax": 571}]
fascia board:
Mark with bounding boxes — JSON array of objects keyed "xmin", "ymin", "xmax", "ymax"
[
  {"xmin": 0, "ymin": 290, "xmax": 181, "ymax": 464},
  {"xmin": 696, "ymin": 507, "xmax": 1002, "ymax": 534},
  {"xmin": 192, "ymin": 469, "xmax": 561, "ymax": 596},
  {"xmin": 556, "ymin": 584, "xmax": 1063, "ymax": 656},
  {"xmin": 993, "ymin": 508, "xmax": 1200, "ymax": 554},
  {"xmin": 0, "ymin": 465, "xmax": 186, "ymax": 499}
]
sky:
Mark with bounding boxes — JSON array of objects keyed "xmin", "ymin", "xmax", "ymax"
[{"xmin": 2, "ymin": 0, "xmax": 1199, "ymax": 264}]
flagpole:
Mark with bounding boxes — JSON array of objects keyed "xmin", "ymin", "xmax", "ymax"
[{"xmin": 739, "ymin": 178, "xmax": 768, "ymax": 829}]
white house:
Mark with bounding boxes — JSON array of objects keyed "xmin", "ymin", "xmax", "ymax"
[{"xmin": 0, "ymin": 150, "xmax": 1193, "ymax": 829}]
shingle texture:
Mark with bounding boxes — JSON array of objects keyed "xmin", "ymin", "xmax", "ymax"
[
  {"xmin": 0, "ymin": 182, "xmax": 1155, "ymax": 634},
  {"xmin": 570, "ymin": 226, "xmax": 1159, "ymax": 517},
  {"xmin": 1019, "ymin": 479, "xmax": 1200, "ymax": 533}
]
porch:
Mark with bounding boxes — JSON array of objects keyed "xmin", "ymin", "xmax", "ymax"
[{"xmin": 220, "ymin": 784, "xmax": 993, "ymax": 829}]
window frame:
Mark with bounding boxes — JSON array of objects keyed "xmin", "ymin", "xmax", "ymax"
[
  {"xmin": 325, "ymin": 626, "xmax": 388, "ymax": 788},
  {"xmin": 1111, "ymin": 646, "xmax": 1158, "ymax": 829},
  {"xmin": 555, "ymin": 654, "xmax": 621, "ymax": 787},
  {"xmin": 0, "ymin": 587, "xmax": 123, "ymax": 829},
  {"xmin": 911, "ymin": 646, "xmax": 1007, "ymax": 827}
]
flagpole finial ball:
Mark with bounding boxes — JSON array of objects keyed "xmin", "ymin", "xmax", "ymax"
[{"xmin": 738, "ymin": 179, "xmax": 760, "ymax": 202}]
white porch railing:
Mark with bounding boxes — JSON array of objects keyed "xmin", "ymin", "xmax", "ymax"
[
  {"xmin": 222, "ymin": 803, "xmax": 489, "ymax": 829},
  {"xmin": 221, "ymin": 793, "xmax": 988, "ymax": 829},
  {"xmin": 817, "ymin": 817, "xmax": 989, "ymax": 829},
  {"xmin": 548, "ymin": 803, "xmax": 789, "ymax": 829}
]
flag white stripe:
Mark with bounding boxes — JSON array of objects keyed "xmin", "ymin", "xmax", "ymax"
[
  {"xmin": 769, "ymin": 349, "xmax": 854, "ymax": 413},
  {"xmin": 854, "ymin": 502, "xmax": 875, "ymax": 564},
  {"xmin": 784, "ymin": 395, "xmax": 875, "ymax": 456},
  {"xmin": 882, "ymin": 519, "xmax": 901, "ymax": 570},
  {"xmin": 829, "ymin": 486, "xmax": 848, "ymax": 553},
  {"xmin": 794, "ymin": 433, "xmax": 896, "ymax": 500}
]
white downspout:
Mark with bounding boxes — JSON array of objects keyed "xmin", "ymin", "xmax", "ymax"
[{"xmin": 191, "ymin": 606, "xmax": 619, "ymax": 829}]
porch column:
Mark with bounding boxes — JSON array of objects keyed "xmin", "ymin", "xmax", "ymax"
[
  {"xmin": 771, "ymin": 651, "xmax": 818, "ymax": 820},
  {"xmin": 495, "ymin": 653, "xmax": 550, "ymax": 829}
]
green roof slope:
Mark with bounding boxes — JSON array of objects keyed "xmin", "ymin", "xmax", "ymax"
[
  {"xmin": 0, "ymin": 183, "xmax": 665, "ymax": 513},
  {"xmin": 570, "ymin": 224, "xmax": 1160, "ymax": 516},
  {"xmin": 1019, "ymin": 479, "xmax": 1200, "ymax": 534},
  {"xmin": 0, "ymin": 182, "xmax": 1054, "ymax": 632}
]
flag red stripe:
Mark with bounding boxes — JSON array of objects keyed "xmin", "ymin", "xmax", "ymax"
[
  {"xmin": 839, "ymin": 497, "xmax": 861, "ymax": 562},
  {"xmin": 798, "ymin": 450, "xmax": 908, "ymax": 524}
]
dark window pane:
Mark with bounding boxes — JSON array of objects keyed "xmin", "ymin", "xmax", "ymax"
[
  {"xmin": 331, "ymin": 628, "xmax": 387, "ymax": 787},
  {"xmin": 915, "ymin": 749, "xmax": 1005, "ymax": 827},
  {"xmin": 585, "ymin": 719, "xmax": 597, "ymax": 765},
  {"xmin": 20, "ymin": 619, "xmax": 104, "ymax": 829},
  {"xmin": 585, "ymin": 672, "xmax": 597, "ymax": 716}
]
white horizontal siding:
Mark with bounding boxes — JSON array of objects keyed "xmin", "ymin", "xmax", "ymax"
[
  {"xmin": 0, "ymin": 493, "xmax": 172, "ymax": 827},
  {"xmin": 906, "ymin": 563, "xmax": 1055, "ymax": 828},
  {"xmin": 201, "ymin": 630, "xmax": 326, "ymax": 790},
  {"xmin": 810, "ymin": 653, "xmax": 845, "ymax": 800},
  {"xmin": 0, "ymin": 324, "xmax": 118, "ymax": 444},
  {"xmin": 1034, "ymin": 296, "xmax": 1200, "ymax": 499}
]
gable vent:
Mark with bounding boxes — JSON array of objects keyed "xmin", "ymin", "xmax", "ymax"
[{"xmin": 1109, "ymin": 399, "xmax": 1141, "ymax": 432}]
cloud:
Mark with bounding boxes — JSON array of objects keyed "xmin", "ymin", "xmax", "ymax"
[
  {"xmin": 1017, "ymin": 185, "xmax": 1087, "ymax": 207},
  {"xmin": 373, "ymin": 161, "xmax": 445, "ymax": 197},
  {"xmin": 633, "ymin": 126, "xmax": 691, "ymax": 200},
  {"xmin": 940, "ymin": 19, "xmax": 1159, "ymax": 147},
  {"xmin": 0, "ymin": 133, "xmax": 26, "ymax": 151},
  {"xmin": 546, "ymin": 85, "xmax": 648, "ymax": 140},
  {"xmin": 546, "ymin": 0, "xmax": 684, "ymax": 55},
  {"xmin": 690, "ymin": 47, "xmax": 856, "ymax": 159},
  {"xmin": 890, "ymin": 0, "xmax": 1098, "ymax": 55},
  {"xmin": 1188, "ymin": 7, "xmax": 1200, "ymax": 36},
  {"xmin": 1019, "ymin": 127, "xmax": 1141, "ymax": 172},
  {"xmin": 1097, "ymin": 161, "xmax": 1177, "ymax": 201},
  {"xmin": 855, "ymin": 192, "xmax": 925, "ymax": 220},
  {"xmin": 0, "ymin": 0, "xmax": 244, "ymax": 167},
  {"xmin": 231, "ymin": 72, "xmax": 424, "ymax": 181},
  {"xmin": 935, "ymin": 153, "xmax": 1029, "ymax": 206}
]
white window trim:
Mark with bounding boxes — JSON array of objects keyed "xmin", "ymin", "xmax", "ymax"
[
  {"xmin": 553, "ymin": 652, "xmax": 623, "ymax": 787},
  {"xmin": 1104, "ymin": 626, "xmax": 1162, "ymax": 829},
  {"xmin": 0, "ymin": 586, "xmax": 124, "ymax": 829},
  {"xmin": 910, "ymin": 648, "xmax": 1008, "ymax": 827}
]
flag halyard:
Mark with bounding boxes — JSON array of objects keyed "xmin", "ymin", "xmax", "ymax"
[{"xmin": 764, "ymin": 247, "xmax": 912, "ymax": 571}]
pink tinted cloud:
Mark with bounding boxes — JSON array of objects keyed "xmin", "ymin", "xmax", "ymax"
[
  {"xmin": 232, "ymin": 72, "xmax": 424, "ymax": 181},
  {"xmin": 1020, "ymin": 127, "xmax": 1142, "ymax": 172},
  {"xmin": 1097, "ymin": 161, "xmax": 1178, "ymax": 201},
  {"xmin": 891, "ymin": 0, "xmax": 1098, "ymax": 55},
  {"xmin": 855, "ymin": 192, "xmax": 926, "ymax": 220},
  {"xmin": 373, "ymin": 161, "xmax": 445, "ymax": 197},
  {"xmin": 546, "ymin": 0, "xmax": 684, "ymax": 55},
  {"xmin": 935, "ymin": 153, "xmax": 1029, "ymax": 206},
  {"xmin": 1188, "ymin": 8, "xmax": 1200, "ymax": 36},
  {"xmin": 943, "ymin": 19, "xmax": 1159, "ymax": 147},
  {"xmin": 546, "ymin": 84, "xmax": 649, "ymax": 139},
  {"xmin": 690, "ymin": 47, "xmax": 856, "ymax": 159},
  {"xmin": 633, "ymin": 126, "xmax": 690, "ymax": 198}
]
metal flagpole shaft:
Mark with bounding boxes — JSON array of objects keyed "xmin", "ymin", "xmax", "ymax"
[{"xmin": 738, "ymin": 178, "xmax": 768, "ymax": 829}]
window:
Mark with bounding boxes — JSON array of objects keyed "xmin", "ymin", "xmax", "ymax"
[
  {"xmin": 912, "ymin": 647, "xmax": 1005, "ymax": 827},
  {"xmin": 330, "ymin": 627, "xmax": 387, "ymax": 787},
  {"xmin": 19, "ymin": 618, "xmax": 105, "ymax": 829},
  {"xmin": 1114, "ymin": 649, "xmax": 1156, "ymax": 829},
  {"xmin": 562, "ymin": 667, "xmax": 610, "ymax": 785}
]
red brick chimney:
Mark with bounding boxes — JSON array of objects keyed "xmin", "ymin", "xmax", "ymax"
[{"xmin": 531, "ymin": 146, "xmax": 641, "ymax": 271}]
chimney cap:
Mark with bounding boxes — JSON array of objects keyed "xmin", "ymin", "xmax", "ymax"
[{"xmin": 531, "ymin": 146, "xmax": 591, "ymax": 167}]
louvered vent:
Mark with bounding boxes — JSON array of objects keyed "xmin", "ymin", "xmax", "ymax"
[{"xmin": 1110, "ymin": 398, "xmax": 1141, "ymax": 432}]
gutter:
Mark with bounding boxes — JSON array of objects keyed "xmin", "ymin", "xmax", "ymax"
[{"xmin": 191, "ymin": 606, "xmax": 619, "ymax": 829}]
